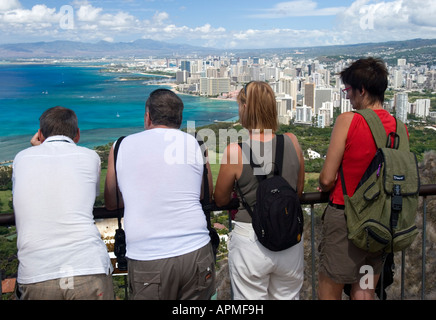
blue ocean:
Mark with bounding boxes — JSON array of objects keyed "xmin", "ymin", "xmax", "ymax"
[{"xmin": 0, "ymin": 63, "xmax": 238, "ymax": 161}]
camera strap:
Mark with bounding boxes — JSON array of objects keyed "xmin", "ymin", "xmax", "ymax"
[{"xmin": 113, "ymin": 136, "xmax": 126, "ymax": 228}]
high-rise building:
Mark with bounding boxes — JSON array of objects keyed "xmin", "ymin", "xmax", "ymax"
[
  {"xmin": 341, "ymin": 98, "xmax": 352, "ymax": 113},
  {"xmin": 176, "ymin": 70, "xmax": 189, "ymax": 84},
  {"xmin": 199, "ymin": 77, "xmax": 230, "ymax": 96},
  {"xmin": 415, "ymin": 99, "xmax": 431, "ymax": 118},
  {"xmin": 304, "ymin": 83, "xmax": 315, "ymax": 111},
  {"xmin": 315, "ymin": 88, "xmax": 332, "ymax": 114},
  {"xmin": 393, "ymin": 70, "xmax": 403, "ymax": 89},
  {"xmin": 276, "ymin": 94, "xmax": 294, "ymax": 125},
  {"xmin": 424, "ymin": 70, "xmax": 436, "ymax": 91},
  {"xmin": 397, "ymin": 59, "xmax": 406, "ymax": 66},
  {"xmin": 295, "ymin": 105, "xmax": 312, "ymax": 124},
  {"xmin": 395, "ymin": 92, "xmax": 409, "ymax": 123},
  {"xmin": 279, "ymin": 78, "xmax": 298, "ymax": 108},
  {"xmin": 180, "ymin": 60, "xmax": 191, "ymax": 73}
]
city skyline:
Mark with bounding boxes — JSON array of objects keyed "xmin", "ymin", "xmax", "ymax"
[{"xmin": 0, "ymin": 0, "xmax": 435, "ymax": 49}]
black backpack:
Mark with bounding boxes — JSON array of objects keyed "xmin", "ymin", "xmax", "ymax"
[{"xmin": 236, "ymin": 134, "xmax": 304, "ymax": 251}]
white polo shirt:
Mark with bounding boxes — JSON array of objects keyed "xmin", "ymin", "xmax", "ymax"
[
  {"xmin": 12, "ymin": 135, "xmax": 113, "ymax": 284},
  {"xmin": 115, "ymin": 128, "xmax": 210, "ymax": 261}
]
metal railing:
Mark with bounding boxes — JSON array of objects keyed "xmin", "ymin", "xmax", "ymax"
[{"xmin": 1, "ymin": 184, "xmax": 436, "ymax": 299}]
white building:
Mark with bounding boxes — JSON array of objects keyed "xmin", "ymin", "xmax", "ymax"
[
  {"xmin": 415, "ymin": 99, "xmax": 431, "ymax": 118},
  {"xmin": 199, "ymin": 77, "xmax": 230, "ymax": 96},
  {"xmin": 295, "ymin": 105, "xmax": 312, "ymax": 124},
  {"xmin": 315, "ymin": 88, "xmax": 333, "ymax": 114},
  {"xmin": 395, "ymin": 92, "xmax": 409, "ymax": 123},
  {"xmin": 276, "ymin": 94, "xmax": 294, "ymax": 125},
  {"xmin": 307, "ymin": 148, "xmax": 321, "ymax": 159},
  {"xmin": 341, "ymin": 98, "xmax": 352, "ymax": 113}
]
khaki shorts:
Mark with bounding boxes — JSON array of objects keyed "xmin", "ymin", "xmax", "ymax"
[
  {"xmin": 127, "ymin": 242, "xmax": 216, "ymax": 300},
  {"xmin": 17, "ymin": 273, "xmax": 114, "ymax": 300},
  {"xmin": 318, "ymin": 205, "xmax": 384, "ymax": 284}
]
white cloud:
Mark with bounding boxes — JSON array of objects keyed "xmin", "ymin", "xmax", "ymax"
[
  {"xmin": 0, "ymin": 0, "xmax": 21, "ymax": 12},
  {"xmin": 335, "ymin": 0, "xmax": 436, "ymax": 44},
  {"xmin": 1, "ymin": 4, "xmax": 58, "ymax": 24},
  {"xmin": 0, "ymin": 0, "xmax": 434, "ymax": 49},
  {"xmin": 151, "ymin": 11, "xmax": 169, "ymax": 25},
  {"xmin": 251, "ymin": 0, "xmax": 346, "ymax": 18},
  {"xmin": 76, "ymin": 4, "xmax": 102, "ymax": 22}
]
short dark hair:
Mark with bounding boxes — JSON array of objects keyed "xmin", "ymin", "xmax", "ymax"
[
  {"xmin": 340, "ymin": 57, "xmax": 388, "ymax": 104},
  {"xmin": 39, "ymin": 106, "xmax": 78, "ymax": 139},
  {"xmin": 146, "ymin": 89, "xmax": 184, "ymax": 128}
]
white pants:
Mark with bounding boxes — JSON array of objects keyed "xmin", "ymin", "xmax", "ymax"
[{"xmin": 228, "ymin": 222, "xmax": 304, "ymax": 300}]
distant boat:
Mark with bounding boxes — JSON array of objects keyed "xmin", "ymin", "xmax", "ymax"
[
  {"xmin": 42, "ymin": 90, "xmax": 48, "ymax": 94},
  {"xmin": 116, "ymin": 112, "xmax": 120, "ymax": 118}
]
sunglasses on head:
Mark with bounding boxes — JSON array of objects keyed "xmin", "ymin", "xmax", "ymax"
[{"xmin": 244, "ymin": 81, "xmax": 254, "ymax": 96}]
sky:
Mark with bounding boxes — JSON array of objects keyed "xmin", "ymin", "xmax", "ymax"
[{"xmin": 0, "ymin": 0, "xmax": 435, "ymax": 49}]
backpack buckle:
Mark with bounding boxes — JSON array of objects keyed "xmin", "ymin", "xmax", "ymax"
[
  {"xmin": 392, "ymin": 185, "xmax": 402, "ymax": 211},
  {"xmin": 392, "ymin": 195, "xmax": 402, "ymax": 211}
]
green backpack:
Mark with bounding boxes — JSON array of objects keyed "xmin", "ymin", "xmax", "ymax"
[{"xmin": 340, "ymin": 109, "xmax": 420, "ymax": 253}]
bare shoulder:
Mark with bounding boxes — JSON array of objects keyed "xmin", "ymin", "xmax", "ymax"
[
  {"xmin": 336, "ymin": 111, "xmax": 355, "ymax": 124},
  {"xmin": 225, "ymin": 141, "xmax": 241, "ymax": 154},
  {"xmin": 283, "ymin": 132, "xmax": 301, "ymax": 147}
]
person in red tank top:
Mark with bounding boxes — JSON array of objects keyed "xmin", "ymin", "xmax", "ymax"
[{"xmin": 317, "ymin": 58, "xmax": 401, "ymax": 300}]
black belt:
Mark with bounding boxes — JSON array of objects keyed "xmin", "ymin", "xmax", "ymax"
[{"xmin": 328, "ymin": 201, "xmax": 345, "ymax": 210}]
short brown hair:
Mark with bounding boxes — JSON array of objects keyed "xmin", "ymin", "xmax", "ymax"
[
  {"xmin": 39, "ymin": 106, "xmax": 78, "ymax": 139},
  {"xmin": 237, "ymin": 81, "xmax": 278, "ymax": 132},
  {"xmin": 340, "ymin": 57, "xmax": 388, "ymax": 104},
  {"xmin": 146, "ymin": 89, "xmax": 184, "ymax": 128}
]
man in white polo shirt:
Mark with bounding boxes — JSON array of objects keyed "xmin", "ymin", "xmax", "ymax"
[
  {"xmin": 104, "ymin": 89, "xmax": 216, "ymax": 300},
  {"xmin": 12, "ymin": 106, "xmax": 114, "ymax": 300}
]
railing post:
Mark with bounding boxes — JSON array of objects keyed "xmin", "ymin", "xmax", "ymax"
[
  {"xmin": 401, "ymin": 250, "xmax": 405, "ymax": 300},
  {"xmin": 421, "ymin": 196, "xmax": 427, "ymax": 300},
  {"xmin": 310, "ymin": 203, "xmax": 316, "ymax": 300}
]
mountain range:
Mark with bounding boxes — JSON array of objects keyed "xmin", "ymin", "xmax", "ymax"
[{"xmin": 0, "ymin": 38, "xmax": 435, "ymax": 59}]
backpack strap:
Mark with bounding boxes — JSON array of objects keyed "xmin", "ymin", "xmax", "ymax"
[
  {"xmin": 354, "ymin": 109, "xmax": 387, "ymax": 149},
  {"xmin": 236, "ymin": 134, "xmax": 285, "ymax": 216},
  {"xmin": 275, "ymin": 134, "xmax": 285, "ymax": 176},
  {"xmin": 355, "ymin": 109, "xmax": 409, "ymax": 152},
  {"xmin": 340, "ymin": 110, "xmax": 384, "ymax": 197},
  {"xmin": 394, "ymin": 117, "xmax": 410, "ymax": 151},
  {"xmin": 113, "ymin": 136, "xmax": 126, "ymax": 229},
  {"xmin": 194, "ymin": 133, "xmax": 211, "ymax": 209}
]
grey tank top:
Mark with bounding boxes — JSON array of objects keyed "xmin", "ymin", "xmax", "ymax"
[{"xmin": 235, "ymin": 134, "xmax": 300, "ymax": 223}]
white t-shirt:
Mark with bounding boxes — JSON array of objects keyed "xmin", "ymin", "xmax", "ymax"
[
  {"xmin": 115, "ymin": 128, "xmax": 210, "ymax": 260},
  {"xmin": 12, "ymin": 135, "xmax": 113, "ymax": 284}
]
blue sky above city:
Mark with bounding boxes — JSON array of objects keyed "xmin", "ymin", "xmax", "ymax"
[{"xmin": 1, "ymin": 0, "xmax": 435, "ymax": 49}]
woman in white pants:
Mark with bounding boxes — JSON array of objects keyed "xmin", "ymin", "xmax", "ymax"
[{"xmin": 214, "ymin": 81, "xmax": 305, "ymax": 300}]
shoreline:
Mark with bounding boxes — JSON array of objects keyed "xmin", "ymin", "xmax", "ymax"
[{"xmin": 0, "ymin": 65, "xmax": 239, "ymax": 163}]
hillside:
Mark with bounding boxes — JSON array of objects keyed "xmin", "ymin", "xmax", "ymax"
[{"xmin": 0, "ymin": 38, "xmax": 435, "ymax": 60}]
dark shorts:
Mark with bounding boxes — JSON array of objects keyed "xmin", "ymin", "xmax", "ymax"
[
  {"xmin": 318, "ymin": 205, "xmax": 384, "ymax": 284},
  {"xmin": 127, "ymin": 242, "xmax": 216, "ymax": 300}
]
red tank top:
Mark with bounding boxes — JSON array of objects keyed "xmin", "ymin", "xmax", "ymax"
[{"xmin": 330, "ymin": 109, "xmax": 401, "ymax": 205}]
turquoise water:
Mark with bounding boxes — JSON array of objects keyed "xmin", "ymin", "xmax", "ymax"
[{"xmin": 0, "ymin": 63, "xmax": 238, "ymax": 161}]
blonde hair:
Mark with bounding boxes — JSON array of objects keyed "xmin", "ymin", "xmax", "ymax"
[{"xmin": 237, "ymin": 81, "xmax": 278, "ymax": 132}]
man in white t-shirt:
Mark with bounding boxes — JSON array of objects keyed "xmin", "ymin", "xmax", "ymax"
[
  {"xmin": 104, "ymin": 89, "xmax": 216, "ymax": 300},
  {"xmin": 13, "ymin": 106, "xmax": 114, "ymax": 300}
]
